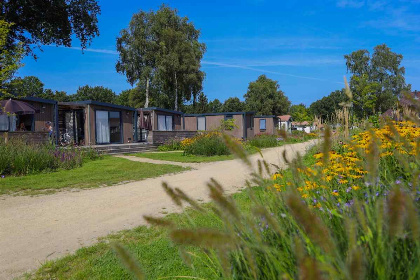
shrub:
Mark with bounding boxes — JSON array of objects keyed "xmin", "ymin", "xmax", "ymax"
[
  {"xmin": 184, "ymin": 133, "xmax": 230, "ymax": 156},
  {"xmin": 0, "ymin": 139, "xmax": 102, "ymax": 177},
  {"xmin": 158, "ymin": 138, "xmax": 183, "ymax": 151},
  {"xmin": 247, "ymin": 134, "xmax": 279, "ymax": 148}
]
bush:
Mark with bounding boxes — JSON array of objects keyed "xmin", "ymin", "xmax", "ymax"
[
  {"xmin": 158, "ymin": 138, "xmax": 183, "ymax": 151},
  {"xmin": 247, "ymin": 134, "xmax": 279, "ymax": 148},
  {"xmin": 0, "ymin": 139, "xmax": 102, "ymax": 177},
  {"xmin": 184, "ymin": 133, "xmax": 230, "ymax": 156}
]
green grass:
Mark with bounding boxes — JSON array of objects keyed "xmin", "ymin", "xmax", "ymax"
[
  {"xmin": 0, "ymin": 156, "xmax": 187, "ymax": 196},
  {"xmin": 133, "ymin": 151, "xmax": 236, "ymax": 163},
  {"xmin": 26, "ymin": 189, "xmax": 255, "ymax": 280},
  {"xmin": 26, "ymin": 146, "xmax": 319, "ymax": 280}
]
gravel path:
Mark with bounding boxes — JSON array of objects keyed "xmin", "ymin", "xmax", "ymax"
[{"xmin": 0, "ymin": 140, "xmax": 317, "ymax": 279}]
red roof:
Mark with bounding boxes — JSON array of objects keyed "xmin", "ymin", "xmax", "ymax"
[{"xmin": 278, "ymin": 115, "xmax": 292, "ymax": 121}]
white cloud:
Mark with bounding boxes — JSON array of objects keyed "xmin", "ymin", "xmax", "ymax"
[
  {"xmin": 44, "ymin": 45, "xmax": 118, "ymax": 55},
  {"xmin": 202, "ymin": 61, "xmax": 344, "ymax": 85}
]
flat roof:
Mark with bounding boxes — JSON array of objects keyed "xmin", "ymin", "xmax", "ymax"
[
  {"xmin": 22, "ymin": 96, "xmax": 57, "ymax": 105},
  {"xmin": 139, "ymin": 107, "xmax": 184, "ymax": 115},
  {"xmin": 254, "ymin": 115, "xmax": 276, "ymax": 118},
  {"xmin": 59, "ymin": 100, "xmax": 136, "ymax": 111},
  {"xmin": 184, "ymin": 111, "xmax": 255, "ymax": 117}
]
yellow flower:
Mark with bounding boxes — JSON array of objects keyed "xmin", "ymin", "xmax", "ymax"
[
  {"xmin": 352, "ymin": 185, "xmax": 360, "ymax": 191},
  {"xmin": 272, "ymin": 173, "xmax": 283, "ymax": 180}
]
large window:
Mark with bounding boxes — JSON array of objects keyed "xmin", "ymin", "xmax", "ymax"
[
  {"xmin": 0, "ymin": 114, "xmax": 29, "ymax": 132},
  {"xmin": 96, "ymin": 110, "xmax": 122, "ymax": 144},
  {"xmin": 197, "ymin": 117, "xmax": 206, "ymax": 131},
  {"xmin": 259, "ymin": 119, "xmax": 266, "ymax": 130},
  {"xmin": 157, "ymin": 115, "xmax": 173, "ymax": 131},
  {"xmin": 0, "ymin": 115, "xmax": 9, "ymax": 131}
]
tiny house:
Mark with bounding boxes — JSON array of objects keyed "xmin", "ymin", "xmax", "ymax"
[
  {"xmin": 254, "ymin": 116, "xmax": 277, "ymax": 135},
  {"xmin": 184, "ymin": 112, "xmax": 255, "ymax": 139},
  {"xmin": 58, "ymin": 101, "xmax": 136, "ymax": 145},
  {"xmin": 278, "ymin": 115, "xmax": 293, "ymax": 133},
  {"xmin": 0, "ymin": 97, "xmax": 59, "ymax": 144}
]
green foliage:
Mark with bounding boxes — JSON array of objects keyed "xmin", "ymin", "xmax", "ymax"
[
  {"xmin": 0, "ymin": 20, "xmax": 24, "ymax": 98},
  {"xmin": 0, "ymin": 139, "xmax": 102, "ymax": 177},
  {"xmin": 184, "ymin": 134, "xmax": 231, "ymax": 156},
  {"xmin": 7, "ymin": 75, "xmax": 44, "ymax": 97},
  {"xmin": 309, "ymin": 89, "xmax": 348, "ymax": 121},
  {"xmin": 290, "ymin": 103, "xmax": 312, "ymax": 122},
  {"xmin": 247, "ymin": 134, "xmax": 279, "ymax": 148},
  {"xmin": 208, "ymin": 98, "xmax": 223, "ymax": 113},
  {"xmin": 345, "ymin": 44, "xmax": 409, "ymax": 117},
  {"xmin": 244, "ymin": 74, "xmax": 291, "ymax": 115},
  {"xmin": 219, "ymin": 118, "xmax": 237, "ymax": 131},
  {"xmin": 158, "ymin": 138, "xmax": 183, "ymax": 151},
  {"xmin": 116, "ymin": 4, "xmax": 206, "ymax": 111},
  {"xmin": 222, "ymin": 97, "xmax": 244, "ymax": 112},
  {"xmin": 39, "ymin": 89, "xmax": 70, "ymax": 102},
  {"xmin": 72, "ymin": 85, "xmax": 116, "ymax": 103},
  {"xmin": 1, "ymin": 0, "xmax": 100, "ymax": 55}
]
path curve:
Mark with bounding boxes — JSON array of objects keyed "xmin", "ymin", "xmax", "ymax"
[{"xmin": 0, "ymin": 140, "xmax": 317, "ymax": 279}]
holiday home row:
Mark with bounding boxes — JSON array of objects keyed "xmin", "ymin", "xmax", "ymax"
[{"xmin": 1, "ymin": 97, "xmax": 294, "ymax": 145}]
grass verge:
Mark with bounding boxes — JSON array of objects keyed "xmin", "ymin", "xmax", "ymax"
[
  {"xmin": 27, "ymin": 148, "xmax": 317, "ymax": 280},
  {"xmin": 0, "ymin": 156, "xmax": 187, "ymax": 196},
  {"xmin": 133, "ymin": 151, "xmax": 235, "ymax": 163}
]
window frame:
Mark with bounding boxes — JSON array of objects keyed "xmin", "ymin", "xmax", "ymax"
[
  {"xmin": 157, "ymin": 114, "xmax": 174, "ymax": 131},
  {"xmin": 197, "ymin": 116, "xmax": 206, "ymax": 131},
  {"xmin": 259, "ymin": 119, "xmax": 266, "ymax": 131}
]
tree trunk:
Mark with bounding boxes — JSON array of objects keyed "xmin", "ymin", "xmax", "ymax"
[
  {"xmin": 174, "ymin": 72, "xmax": 178, "ymax": 111},
  {"xmin": 145, "ymin": 77, "xmax": 150, "ymax": 108}
]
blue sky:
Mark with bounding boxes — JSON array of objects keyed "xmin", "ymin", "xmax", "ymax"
[{"xmin": 18, "ymin": 0, "xmax": 420, "ymax": 106}]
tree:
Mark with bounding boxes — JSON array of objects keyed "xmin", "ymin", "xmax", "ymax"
[
  {"xmin": 290, "ymin": 104, "xmax": 312, "ymax": 122},
  {"xmin": 8, "ymin": 76, "xmax": 44, "ymax": 97},
  {"xmin": 1, "ymin": 0, "xmax": 100, "ymax": 55},
  {"xmin": 309, "ymin": 89, "xmax": 348, "ymax": 121},
  {"xmin": 72, "ymin": 85, "xmax": 116, "ymax": 103},
  {"xmin": 117, "ymin": 5, "xmax": 206, "ymax": 111},
  {"xmin": 244, "ymin": 75, "xmax": 291, "ymax": 115},
  {"xmin": 151, "ymin": 5, "xmax": 206, "ymax": 111},
  {"xmin": 0, "ymin": 20, "xmax": 24, "ymax": 98},
  {"xmin": 115, "ymin": 90, "xmax": 131, "ymax": 107},
  {"xmin": 40, "ymin": 89, "xmax": 70, "ymax": 102},
  {"xmin": 222, "ymin": 97, "xmax": 244, "ymax": 112},
  {"xmin": 344, "ymin": 44, "xmax": 409, "ymax": 117},
  {"xmin": 208, "ymin": 98, "xmax": 223, "ymax": 113},
  {"xmin": 195, "ymin": 92, "xmax": 208, "ymax": 114},
  {"xmin": 116, "ymin": 11, "xmax": 157, "ymax": 108}
]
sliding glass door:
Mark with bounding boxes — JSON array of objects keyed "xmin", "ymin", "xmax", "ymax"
[
  {"xmin": 109, "ymin": 111, "xmax": 121, "ymax": 143},
  {"xmin": 95, "ymin": 110, "xmax": 122, "ymax": 144},
  {"xmin": 96, "ymin": 111, "xmax": 110, "ymax": 144}
]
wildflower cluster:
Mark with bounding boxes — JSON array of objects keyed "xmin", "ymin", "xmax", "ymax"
[{"xmin": 272, "ymin": 121, "xmax": 420, "ymax": 209}]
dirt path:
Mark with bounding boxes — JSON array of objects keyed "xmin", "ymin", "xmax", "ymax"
[{"xmin": 0, "ymin": 140, "xmax": 317, "ymax": 279}]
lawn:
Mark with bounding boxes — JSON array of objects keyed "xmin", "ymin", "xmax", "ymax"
[
  {"xmin": 26, "ymin": 149, "xmax": 315, "ymax": 280},
  {"xmin": 133, "ymin": 151, "xmax": 235, "ymax": 163},
  {"xmin": 26, "ymin": 188, "xmax": 254, "ymax": 280},
  {"xmin": 0, "ymin": 156, "xmax": 187, "ymax": 196}
]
